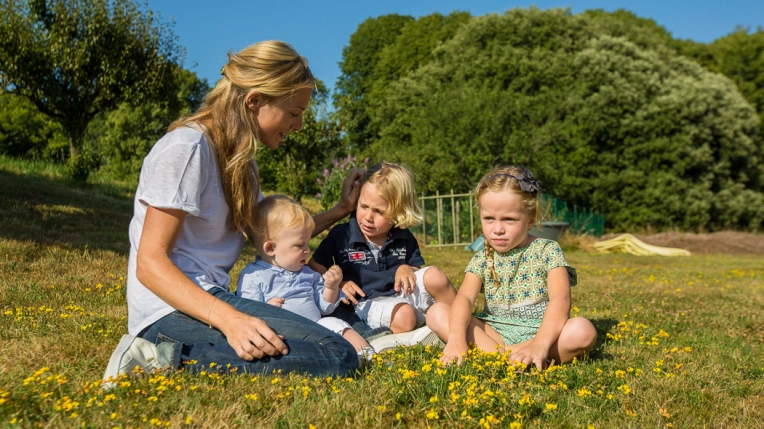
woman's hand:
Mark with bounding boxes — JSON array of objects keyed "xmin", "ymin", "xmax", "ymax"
[
  {"xmin": 339, "ymin": 280, "xmax": 365, "ymax": 304},
  {"xmin": 395, "ymin": 264, "xmax": 417, "ymax": 294},
  {"xmin": 440, "ymin": 340, "xmax": 469, "ymax": 365},
  {"xmin": 509, "ymin": 341, "xmax": 549, "ymax": 371},
  {"xmin": 336, "ymin": 167, "xmax": 364, "ymax": 215},
  {"xmin": 218, "ymin": 310, "xmax": 288, "ymax": 360},
  {"xmin": 322, "ymin": 265, "xmax": 343, "ymax": 290}
]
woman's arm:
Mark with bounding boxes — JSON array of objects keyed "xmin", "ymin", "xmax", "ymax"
[
  {"xmin": 441, "ymin": 273, "xmax": 483, "ymax": 363},
  {"xmin": 137, "ymin": 206, "xmax": 288, "ymax": 360},
  {"xmin": 509, "ymin": 266, "xmax": 571, "ymax": 370},
  {"xmin": 311, "ymin": 167, "xmax": 363, "ymax": 237}
]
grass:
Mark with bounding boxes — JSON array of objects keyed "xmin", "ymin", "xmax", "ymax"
[{"xmin": 1, "ymin": 155, "xmax": 763, "ymax": 428}]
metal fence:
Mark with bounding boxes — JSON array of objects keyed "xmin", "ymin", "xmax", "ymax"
[{"xmin": 410, "ymin": 190, "xmax": 604, "ymax": 248}]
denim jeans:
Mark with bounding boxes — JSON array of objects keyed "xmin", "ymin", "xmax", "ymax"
[{"xmin": 139, "ymin": 287, "xmax": 359, "ymax": 377}]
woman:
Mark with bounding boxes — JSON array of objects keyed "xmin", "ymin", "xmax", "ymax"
[{"xmin": 103, "ymin": 41, "xmax": 361, "ymax": 381}]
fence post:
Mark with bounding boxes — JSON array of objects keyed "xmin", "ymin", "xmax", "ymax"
[
  {"xmin": 451, "ymin": 189, "xmax": 457, "ymax": 245},
  {"xmin": 437, "ymin": 190, "xmax": 442, "ymax": 249},
  {"xmin": 421, "ymin": 195, "xmax": 426, "ymax": 245},
  {"xmin": 469, "ymin": 192, "xmax": 474, "ymax": 243}
]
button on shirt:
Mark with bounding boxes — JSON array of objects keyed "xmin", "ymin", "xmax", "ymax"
[
  {"xmin": 236, "ymin": 257, "xmax": 342, "ymax": 322},
  {"xmin": 312, "ymin": 214, "xmax": 425, "ymax": 301}
]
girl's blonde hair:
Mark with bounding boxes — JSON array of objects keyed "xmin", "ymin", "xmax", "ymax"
[
  {"xmin": 251, "ymin": 195, "xmax": 315, "ymax": 245},
  {"xmin": 169, "ymin": 40, "xmax": 315, "ymax": 235},
  {"xmin": 475, "ymin": 165, "xmax": 541, "ymax": 282},
  {"xmin": 362, "ymin": 162, "xmax": 423, "ymax": 229}
]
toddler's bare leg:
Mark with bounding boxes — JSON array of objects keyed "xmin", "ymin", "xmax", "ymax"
[
  {"xmin": 341, "ymin": 328, "xmax": 371, "ymax": 353},
  {"xmin": 389, "ymin": 303, "xmax": 417, "ymax": 333},
  {"xmin": 422, "ymin": 267, "xmax": 457, "ymax": 305}
]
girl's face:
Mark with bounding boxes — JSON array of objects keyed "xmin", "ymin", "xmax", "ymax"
[
  {"xmin": 479, "ymin": 191, "xmax": 535, "ymax": 253},
  {"xmin": 252, "ymin": 88, "xmax": 312, "ymax": 150},
  {"xmin": 356, "ymin": 183, "xmax": 393, "ymax": 243}
]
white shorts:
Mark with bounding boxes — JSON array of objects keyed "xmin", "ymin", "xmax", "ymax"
[
  {"xmin": 355, "ymin": 266, "xmax": 435, "ymax": 329},
  {"xmin": 316, "ymin": 316, "xmax": 352, "ymax": 335}
]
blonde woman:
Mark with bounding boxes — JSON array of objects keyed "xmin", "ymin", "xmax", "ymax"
[{"xmin": 103, "ymin": 41, "xmax": 361, "ymax": 382}]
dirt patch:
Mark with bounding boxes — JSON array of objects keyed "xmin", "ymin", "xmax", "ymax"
[{"xmin": 597, "ymin": 231, "xmax": 764, "ymax": 256}]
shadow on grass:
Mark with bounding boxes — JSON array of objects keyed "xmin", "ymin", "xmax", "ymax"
[
  {"xmin": 0, "ymin": 169, "xmax": 133, "ymax": 255},
  {"xmin": 587, "ymin": 318, "xmax": 619, "ymax": 362}
]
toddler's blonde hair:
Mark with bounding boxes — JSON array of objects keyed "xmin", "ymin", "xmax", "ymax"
[
  {"xmin": 474, "ymin": 165, "xmax": 542, "ymax": 282},
  {"xmin": 251, "ymin": 195, "xmax": 314, "ymax": 245},
  {"xmin": 362, "ymin": 162, "xmax": 423, "ymax": 229}
]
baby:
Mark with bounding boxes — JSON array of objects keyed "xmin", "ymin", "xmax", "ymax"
[{"xmin": 236, "ymin": 195, "xmax": 374, "ymax": 363}]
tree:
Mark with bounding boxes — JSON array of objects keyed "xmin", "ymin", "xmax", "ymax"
[
  {"xmin": 84, "ymin": 66, "xmax": 209, "ymax": 180},
  {"xmin": 361, "ymin": 8, "xmax": 761, "ymax": 231},
  {"xmin": 0, "ymin": 0, "xmax": 182, "ymax": 162},
  {"xmin": 334, "ymin": 14, "xmax": 414, "ymax": 151},
  {"xmin": 0, "ymin": 93, "xmax": 67, "ymax": 160}
]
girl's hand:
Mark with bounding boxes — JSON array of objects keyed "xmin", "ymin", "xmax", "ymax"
[
  {"xmin": 395, "ymin": 264, "xmax": 417, "ymax": 294},
  {"xmin": 266, "ymin": 297, "xmax": 285, "ymax": 307},
  {"xmin": 322, "ymin": 265, "xmax": 343, "ymax": 290},
  {"xmin": 509, "ymin": 341, "xmax": 548, "ymax": 372},
  {"xmin": 340, "ymin": 280, "xmax": 365, "ymax": 304},
  {"xmin": 440, "ymin": 341, "xmax": 469, "ymax": 365}
]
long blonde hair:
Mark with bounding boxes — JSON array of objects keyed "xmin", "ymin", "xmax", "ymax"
[
  {"xmin": 475, "ymin": 166, "xmax": 541, "ymax": 282},
  {"xmin": 362, "ymin": 162, "xmax": 423, "ymax": 229},
  {"xmin": 169, "ymin": 40, "xmax": 315, "ymax": 234}
]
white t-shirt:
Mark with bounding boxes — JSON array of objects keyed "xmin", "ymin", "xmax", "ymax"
[{"xmin": 126, "ymin": 126, "xmax": 262, "ymax": 335}]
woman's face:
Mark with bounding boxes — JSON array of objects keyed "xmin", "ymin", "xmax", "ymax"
[{"xmin": 252, "ymin": 88, "xmax": 312, "ymax": 150}]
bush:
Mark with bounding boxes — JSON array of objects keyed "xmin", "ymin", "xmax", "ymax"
[{"xmin": 315, "ymin": 155, "xmax": 369, "ymax": 211}]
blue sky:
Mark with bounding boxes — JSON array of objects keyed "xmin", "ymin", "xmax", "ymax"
[{"xmin": 150, "ymin": 0, "xmax": 763, "ymax": 93}]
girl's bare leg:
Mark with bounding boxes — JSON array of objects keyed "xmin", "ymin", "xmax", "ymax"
[
  {"xmin": 426, "ymin": 302, "xmax": 506, "ymax": 353},
  {"xmin": 547, "ymin": 316, "xmax": 597, "ymax": 363}
]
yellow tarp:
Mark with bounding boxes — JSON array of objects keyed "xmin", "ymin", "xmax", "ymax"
[{"xmin": 593, "ymin": 234, "xmax": 691, "ymax": 256}]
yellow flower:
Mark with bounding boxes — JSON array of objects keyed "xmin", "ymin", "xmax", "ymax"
[
  {"xmin": 395, "ymin": 413, "xmax": 401, "ymax": 421},
  {"xmin": 545, "ymin": 403, "xmax": 557, "ymax": 410},
  {"xmin": 426, "ymin": 409, "xmax": 439, "ymax": 419},
  {"xmin": 185, "ymin": 417, "xmax": 193, "ymax": 425},
  {"xmin": 377, "ymin": 405, "xmax": 386, "ymax": 412},
  {"xmin": 509, "ymin": 422, "xmax": 522, "ymax": 429}
]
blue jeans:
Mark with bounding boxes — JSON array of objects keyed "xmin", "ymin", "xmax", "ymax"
[{"xmin": 139, "ymin": 288, "xmax": 359, "ymax": 376}]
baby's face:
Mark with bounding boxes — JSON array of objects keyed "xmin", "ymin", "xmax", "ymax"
[{"xmin": 270, "ymin": 225, "xmax": 312, "ymax": 272}]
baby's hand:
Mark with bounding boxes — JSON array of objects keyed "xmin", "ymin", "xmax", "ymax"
[
  {"xmin": 322, "ymin": 265, "xmax": 343, "ymax": 290},
  {"xmin": 395, "ymin": 264, "xmax": 417, "ymax": 294},
  {"xmin": 266, "ymin": 297, "xmax": 285, "ymax": 307}
]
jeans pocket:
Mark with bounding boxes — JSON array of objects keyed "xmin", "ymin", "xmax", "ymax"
[{"xmin": 157, "ymin": 332, "xmax": 181, "ymax": 345}]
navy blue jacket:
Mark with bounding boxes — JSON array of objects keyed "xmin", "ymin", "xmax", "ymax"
[{"xmin": 312, "ymin": 214, "xmax": 425, "ymax": 301}]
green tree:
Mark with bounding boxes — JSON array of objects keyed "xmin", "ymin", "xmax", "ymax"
[
  {"xmin": 364, "ymin": 8, "xmax": 761, "ymax": 231},
  {"xmin": 0, "ymin": 93, "xmax": 67, "ymax": 160},
  {"xmin": 0, "ymin": 0, "xmax": 182, "ymax": 163},
  {"xmin": 84, "ymin": 67, "xmax": 209, "ymax": 180},
  {"xmin": 257, "ymin": 81, "xmax": 344, "ymax": 198},
  {"xmin": 334, "ymin": 14, "xmax": 414, "ymax": 151}
]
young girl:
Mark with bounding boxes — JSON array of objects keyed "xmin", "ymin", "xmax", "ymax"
[
  {"xmin": 427, "ymin": 166, "xmax": 597, "ymax": 370},
  {"xmin": 309, "ymin": 162, "xmax": 457, "ymax": 351}
]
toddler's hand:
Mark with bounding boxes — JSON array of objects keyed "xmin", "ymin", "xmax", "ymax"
[
  {"xmin": 340, "ymin": 280, "xmax": 365, "ymax": 305},
  {"xmin": 395, "ymin": 264, "xmax": 417, "ymax": 294},
  {"xmin": 322, "ymin": 265, "xmax": 343, "ymax": 290},
  {"xmin": 266, "ymin": 297, "xmax": 285, "ymax": 307}
]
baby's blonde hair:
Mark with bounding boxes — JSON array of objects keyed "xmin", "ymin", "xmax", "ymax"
[
  {"xmin": 475, "ymin": 165, "xmax": 542, "ymax": 282},
  {"xmin": 362, "ymin": 162, "xmax": 423, "ymax": 229},
  {"xmin": 251, "ymin": 195, "xmax": 314, "ymax": 245}
]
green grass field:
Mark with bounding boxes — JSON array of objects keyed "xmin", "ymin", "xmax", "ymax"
[{"xmin": 1, "ymin": 156, "xmax": 763, "ymax": 428}]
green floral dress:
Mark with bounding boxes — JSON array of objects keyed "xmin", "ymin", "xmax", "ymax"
[{"xmin": 465, "ymin": 238, "xmax": 577, "ymax": 345}]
